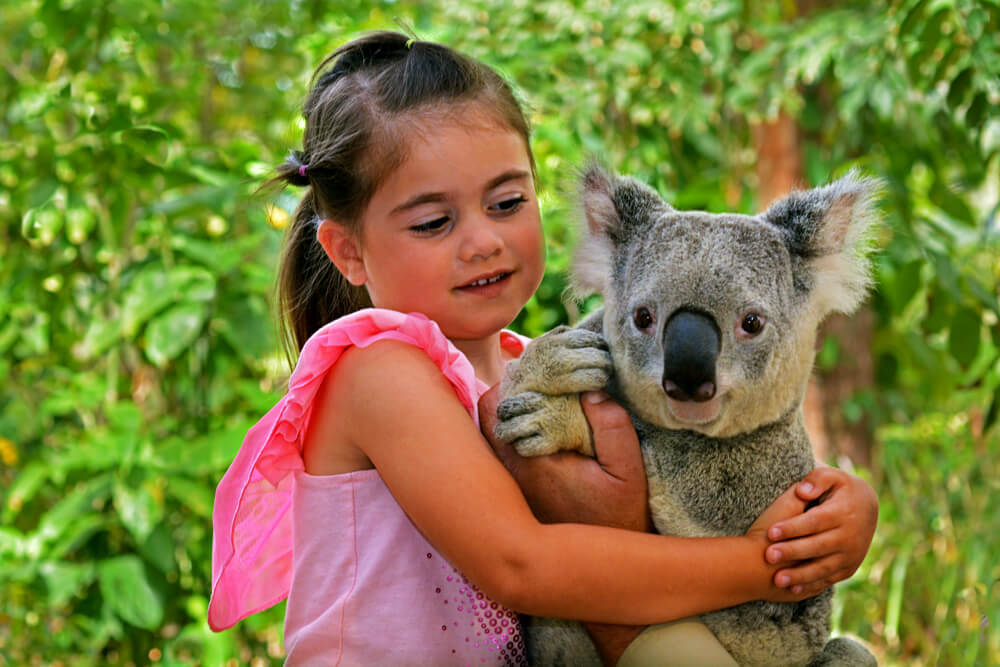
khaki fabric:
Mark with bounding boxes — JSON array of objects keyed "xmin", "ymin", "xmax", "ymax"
[{"xmin": 616, "ymin": 619, "xmax": 738, "ymax": 667}]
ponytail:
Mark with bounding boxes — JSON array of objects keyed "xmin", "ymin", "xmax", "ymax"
[{"xmin": 274, "ymin": 188, "xmax": 370, "ymax": 364}]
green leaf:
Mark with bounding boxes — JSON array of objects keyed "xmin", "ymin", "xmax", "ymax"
[
  {"xmin": 947, "ymin": 307, "xmax": 981, "ymax": 367},
  {"xmin": 99, "ymin": 555, "xmax": 164, "ymax": 629},
  {"xmin": 20, "ymin": 202, "xmax": 63, "ymax": 246},
  {"xmin": 154, "ymin": 423, "xmax": 248, "ymax": 476},
  {"xmin": 899, "ymin": 0, "xmax": 931, "ymax": 37},
  {"xmin": 946, "ymin": 66, "xmax": 973, "ymax": 109},
  {"xmin": 966, "ymin": 92, "xmax": 988, "ymax": 130},
  {"xmin": 113, "ymin": 478, "xmax": 164, "ymax": 543},
  {"xmin": 984, "ymin": 389, "xmax": 999, "ymax": 433},
  {"xmin": 921, "ymin": 289, "xmax": 952, "ymax": 335},
  {"xmin": 40, "ymin": 561, "xmax": 97, "ymax": 607},
  {"xmin": 884, "ymin": 538, "xmax": 914, "ymax": 644},
  {"xmin": 144, "ymin": 301, "xmax": 210, "ymax": 367},
  {"xmin": 77, "ymin": 314, "xmax": 121, "ymax": 361},
  {"xmin": 122, "ymin": 264, "xmax": 216, "ymax": 338},
  {"xmin": 3, "ymin": 461, "xmax": 48, "ymax": 523},
  {"xmin": 37, "ymin": 475, "xmax": 112, "ymax": 553},
  {"xmin": 931, "ymin": 177, "xmax": 976, "ymax": 226},
  {"xmin": 46, "ymin": 514, "xmax": 106, "ymax": 561},
  {"xmin": 885, "ymin": 258, "xmax": 923, "ymax": 313},
  {"xmin": 139, "ymin": 522, "xmax": 176, "ymax": 575},
  {"xmin": 0, "ymin": 526, "xmax": 29, "ymax": 559},
  {"xmin": 163, "ymin": 475, "xmax": 215, "ymax": 518},
  {"xmin": 214, "ymin": 294, "xmax": 275, "ymax": 365},
  {"xmin": 876, "ymin": 351, "xmax": 899, "ymax": 387},
  {"xmin": 113, "ymin": 125, "xmax": 171, "ymax": 166},
  {"xmin": 171, "ymin": 235, "xmax": 242, "ymax": 274}
]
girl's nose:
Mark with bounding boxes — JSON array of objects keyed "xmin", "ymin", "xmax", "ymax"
[{"xmin": 459, "ymin": 216, "xmax": 504, "ymax": 261}]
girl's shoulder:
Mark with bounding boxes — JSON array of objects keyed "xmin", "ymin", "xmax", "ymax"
[{"xmin": 296, "ymin": 308, "xmax": 483, "ymax": 417}]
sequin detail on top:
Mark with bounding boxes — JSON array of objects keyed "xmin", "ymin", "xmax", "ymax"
[{"xmin": 429, "ymin": 551, "xmax": 527, "ymax": 666}]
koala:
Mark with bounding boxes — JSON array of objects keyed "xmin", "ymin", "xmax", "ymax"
[{"xmin": 496, "ymin": 165, "xmax": 880, "ymax": 667}]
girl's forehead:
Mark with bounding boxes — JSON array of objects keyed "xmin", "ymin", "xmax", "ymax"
[
  {"xmin": 399, "ymin": 102, "xmax": 525, "ymax": 150},
  {"xmin": 371, "ymin": 112, "xmax": 532, "ymax": 202}
]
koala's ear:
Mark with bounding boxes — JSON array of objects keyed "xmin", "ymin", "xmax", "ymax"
[
  {"xmin": 764, "ymin": 169, "xmax": 883, "ymax": 317},
  {"xmin": 572, "ymin": 163, "xmax": 621, "ymax": 296}
]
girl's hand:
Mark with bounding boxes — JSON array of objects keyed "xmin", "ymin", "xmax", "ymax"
[
  {"xmin": 764, "ymin": 466, "xmax": 879, "ymax": 596},
  {"xmin": 744, "ymin": 486, "xmax": 818, "ymax": 604},
  {"xmin": 478, "ymin": 385, "xmax": 650, "ymax": 533}
]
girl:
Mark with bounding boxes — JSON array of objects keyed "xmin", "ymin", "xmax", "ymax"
[{"xmin": 210, "ymin": 31, "xmax": 877, "ymax": 665}]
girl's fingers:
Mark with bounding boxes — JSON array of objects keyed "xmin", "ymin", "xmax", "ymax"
[
  {"xmin": 766, "ymin": 530, "xmax": 843, "ymax": 564},
  {"xmin": 773, "ymin": 556, "xmax": 853, "ymax": 589},
  {"xmin": 768, "ymin": 501, "xmax": 840, "ymax": 541},
  {"xmin": 788, "ymin": 566, "xmax": 857, "ymax": 596},
  {"xmin": 795, "ymin": 465, "xmax": 846, "ymax": 501}
]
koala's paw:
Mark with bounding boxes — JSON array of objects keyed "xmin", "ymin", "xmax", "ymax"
[
  {"xmin": 495, "ymin": 391, "xmax": 593, "ymax": 457},
  {"xmin": 503, "ymin": 327, "xmax": 612, "ymax": 397}
]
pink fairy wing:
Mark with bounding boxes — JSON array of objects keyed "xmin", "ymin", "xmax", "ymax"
[{"xmin": 208, "ymin": 309, "xmax": 482, "ymax": 631}]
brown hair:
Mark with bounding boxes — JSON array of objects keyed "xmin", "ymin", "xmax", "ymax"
[{"xmin": 269, "ymin": 31, "xmax": 533, "ymax": 363}]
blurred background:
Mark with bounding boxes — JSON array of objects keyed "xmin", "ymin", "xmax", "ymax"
[{"xmin": 2, "ymin": 0, "xmax": 998, "ymax": 664}]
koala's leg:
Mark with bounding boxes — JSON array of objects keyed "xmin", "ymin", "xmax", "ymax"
[
  {"xmin": 523, "ymin": 616, "xmax": 602, "ymax": 667},
  {"xmin": 807, "ymin": 637, "xmax": 877, "ymax": 667},
  {"xmin": 496, "ymin": 327, "xmax": 612, "ymax": 457},
  {"xmin": 701, "ymin": 593, "xmax": 833, "ymax": 667}
]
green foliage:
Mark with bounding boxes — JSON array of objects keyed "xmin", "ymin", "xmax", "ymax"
[{"xmin": 2, "ymin": 0, "xmax": 997, "ymax": 664}]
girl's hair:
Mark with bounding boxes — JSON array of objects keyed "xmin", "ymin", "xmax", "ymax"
[{"xmin": 269, "ymin": 31, "xmax": 533, "ymax": 362}]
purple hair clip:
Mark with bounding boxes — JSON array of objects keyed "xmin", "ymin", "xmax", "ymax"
[{"xmin": 298, "ymin": 164, "xmax": 309, "ymax": 178}]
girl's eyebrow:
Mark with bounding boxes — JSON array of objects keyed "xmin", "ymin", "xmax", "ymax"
[
  {"xmin": 389, "ymin": 169, "xmax": 531, "ymax": 216},
  {"xmin": 484, "ymin": 168, "xmax": 531, "ymax": 191}
]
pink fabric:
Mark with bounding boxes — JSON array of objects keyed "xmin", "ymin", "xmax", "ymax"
[
  {"xmin": 284, "ymin": 469, "xmax": 526, "ymax": 665},
  {"xmin": 209, "ymin": 309, "xmax": 528, "ymax": 663}
]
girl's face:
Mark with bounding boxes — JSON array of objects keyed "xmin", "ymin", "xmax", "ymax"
[{"xmin": 330, "ymin": 111, "xmax": 545, "ymax": 341}]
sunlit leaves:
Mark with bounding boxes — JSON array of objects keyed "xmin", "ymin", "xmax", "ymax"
[{"xmin": 2, "ymin": 0, "xmax": 998, "ymax": 664}]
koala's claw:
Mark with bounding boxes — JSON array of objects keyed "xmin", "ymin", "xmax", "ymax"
[
  {"xmin": 494, "ymin": 391, "xmax": 593, "ymax": 458},
  {"xmin": 551, "ymin": 328, "xmax": 608, "ymax": 350},
  {"xmin": 558, "ymin": 367, "xmax": 612, "ymax": 393},
  {"xmin": 494, "ymin": 391, "xmax": 548, "ymax": 454},
  {"xmin": 497, "ymin": 391, "xmax": 547, "ymax": 421},
  {"xmin": 503, "ymin": 329, "xmax": 613, "ymax": 397}
]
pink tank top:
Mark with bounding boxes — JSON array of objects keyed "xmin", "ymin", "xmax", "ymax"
[{"xmin": 209, "ymin": 309, "xmax": 529, "ymax": 665}]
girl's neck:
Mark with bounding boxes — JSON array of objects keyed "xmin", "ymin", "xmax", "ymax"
[{"xmin": 450, "ymin": 332, "xmax": 507, "ymax": 387}]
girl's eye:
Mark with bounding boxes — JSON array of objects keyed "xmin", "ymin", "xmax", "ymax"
[
  {"xmin": 410, "ymin": 216, "xmax": 449, "ymax": 233},
  {"xmin": 633, "ymin": 307, "xmax": 654, "ymax": 331},
  {"xmin": 739, "ymin": 312, "xmax": 765, "ymax": 336},
  {"xmin": 488, "ymin": 196, "xmax": 527, "ymax": 214}
]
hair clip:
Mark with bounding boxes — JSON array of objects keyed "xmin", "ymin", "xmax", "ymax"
[
  {"xmin": 394, "ymin": 16, "xmax": 420, "ymax": 48},
  {"xmin": 298, "ymin": 164, "xmax": 309, "ymax": 178}
]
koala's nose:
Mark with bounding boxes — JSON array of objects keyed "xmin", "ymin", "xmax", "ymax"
[{"xmin": 662, "ymin": 309, "xmax": 720, "ymax": 403}]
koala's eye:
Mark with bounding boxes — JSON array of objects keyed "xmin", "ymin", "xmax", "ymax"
[
  {"xmin": 740, "ymin": 312, "xmax": 765, "ymax": 337},
  {"xmin": 633, "ymin": 307, "xmax": 655, "ymax": 331}
]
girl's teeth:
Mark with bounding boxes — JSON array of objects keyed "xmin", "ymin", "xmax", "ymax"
[{"xmin": 471, "ymin": 274, "xmax": 504, "ymax": 286}]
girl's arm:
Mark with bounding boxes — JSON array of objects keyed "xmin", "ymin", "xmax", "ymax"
[
  {"xmin": 311, "ymin": 340, "xmax": 807, "ymax": 625},
  {"xmin": 479, "ymin": 384, "xmax": 879, "ymax": 598}
]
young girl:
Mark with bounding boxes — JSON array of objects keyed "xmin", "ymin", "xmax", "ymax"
[{"xmin": 210, "ymin": 32, "xmax": 878, "ymax": 665}]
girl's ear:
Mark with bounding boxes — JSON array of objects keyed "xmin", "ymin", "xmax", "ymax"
[{"xmin": 317, "ymin": 220, "xmax": 367, "ymax": 286}]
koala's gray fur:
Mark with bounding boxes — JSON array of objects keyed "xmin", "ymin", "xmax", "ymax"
[{"xmin": 496, "ymin": 165, "xmax": 880, "ymax": 667}]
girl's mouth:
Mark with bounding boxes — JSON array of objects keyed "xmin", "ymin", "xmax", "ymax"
[{"xmin": 457, "ymin": 271, "xmax": 513, "ymax": 293}]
